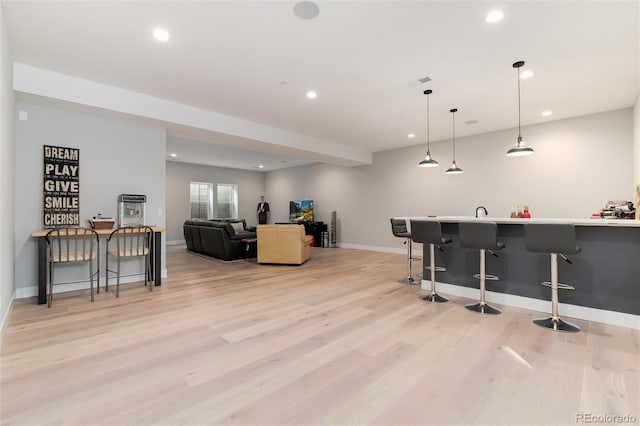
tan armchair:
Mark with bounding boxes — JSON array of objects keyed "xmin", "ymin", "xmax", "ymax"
[{"xmin": 257, "ymin": 224, "xmax": 312, "ymax": 265}]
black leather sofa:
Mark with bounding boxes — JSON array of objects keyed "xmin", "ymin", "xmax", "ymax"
[{"xmin": 183, "ymin": 219, "xmax": 257, "ymax": 261}]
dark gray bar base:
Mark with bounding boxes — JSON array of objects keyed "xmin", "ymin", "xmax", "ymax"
[{"xmin": 422, "ymin": 222, "xmax": 640, "ymax": 316}]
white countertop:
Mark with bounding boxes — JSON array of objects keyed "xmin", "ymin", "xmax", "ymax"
[{"xmin": 400, "ymin": 216, "xmax": 640, "ymax": 228}]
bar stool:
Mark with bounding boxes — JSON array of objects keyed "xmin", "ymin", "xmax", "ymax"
[
  {"xmin": 524, "ymin": 223, "xmax": 581, "ymax": 332},
  {"xmin": 410, "ymin": 220, "xmax": 451, "ymax": 302},
  {"xmin": 459, "ymin": 221, "xmax": 505, "ymax": 315},
  {"xmin": 390, "ymin": 218, "xmax": 417, "ymax": 285}
]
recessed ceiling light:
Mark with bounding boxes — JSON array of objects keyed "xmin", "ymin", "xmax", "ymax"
[
  {"xmin": 153, "ymin": 28, "xmax": 170, "ymax": 42},
  {"xmin": 306, "ymin": 91, "xmax": 317, "ymax": 99},
  {"xmin": 258, "ymin": 165, "xmax": 264, "ymax": 169},
  {"xmin": 520, "ymin": 70, "xmax": 534, "ymax": 79},
  {"xmin": 294, "ymin": 1, "xmax": 320, "ymax": 20},
  {"xmin": 541, "ymin": 110, "xmax": 552, "ymax": 117},
  {"xmin": 408, "ymin": 133, "xmax": 415, "ymax": 138},
  {"xmin": 169, "ymin": 153, "xmax": 177, "ymax": 158},
  {"xmin": 485, "ymin": 10, "xmax": 504, "ymax": 23}
]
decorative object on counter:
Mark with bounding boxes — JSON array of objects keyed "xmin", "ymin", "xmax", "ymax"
[
  {"xmin": 517, "ymin": 205, "xmax": 523, "ymax": 218},
  {"xmin": 506, "ymin": 61, "xmax": 535, "ymax": 157},
  {"xmin": 510, "ymin": 206, "xmax": 517, "ymax": 218},
  {"xmin": 418, "ymin": 89, "xmax": 439, "ymax": 168},
  {"xmin": 118, "ymin": 194, "xmax": 146, "ymax": 227},
  {"xmin": 636, "ymin": 185, "xmax": 640, "ymax": 220},
  {"xmin": 88, "ymin": 216, "xmax": 115, "ymax": 230},
  {"xmin": 475, "ymin": 206, "xmax": 488, "ymax": 218},
  {"xmin": 523, "ymin": 205, "xmax": 531, "ymax": 218},
  {"xmin": 597, "ymin": 200, "xmax": 635, "ymax": 219},
  {"xmin": 445, "ymin": 108, "xmax": 463, "ymax": 175}
]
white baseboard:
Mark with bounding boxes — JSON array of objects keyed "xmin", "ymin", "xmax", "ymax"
[
  {"xmin": 166, "ymin": 240, "xmax": 185, "ymax": 246},
  {"xmin": 337, "ymin": 243, "xmax": 406, "ymax": 255},
  {"xmin": 422, "ymin": 280, "xmax": 640, "ymax": 330},
  {"xmin": 15, "ymin": 269, "xmax": 168, "ymax": 299},
  {"xmin": 1, "ymin": 292, "xmax": 16, "ymax": 343}
]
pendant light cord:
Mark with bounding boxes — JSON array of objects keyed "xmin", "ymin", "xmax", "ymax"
[
  {"xmin": 517, "ymin": 66, "xmax": 522, "ymax": 139},
  {"xmin": 452, "ymin": 110, "xmax": 456, "ymax": 160},
  {"xmin": 426, "ymin": 93, "xmax": 430, "ymax": 151}
]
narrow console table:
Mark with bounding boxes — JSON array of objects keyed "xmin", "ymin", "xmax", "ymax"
[
  {"xmin": 31, "ymin": 227, "xmax": 165, "ymax": 305},
  {"xmin": 404, "ymin": 217, "xmax": 640, "ymax": 316}
]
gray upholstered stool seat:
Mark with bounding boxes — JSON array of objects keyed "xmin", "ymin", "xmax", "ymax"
[
  {"xmin": 390, "ymin": 218, "xmax": 418, "ymax": 285},
  {"xmin": 410, "ymin": 220, "xmax": 451, "ymax": 302},
  {"xmin": 524, "ymin": 223, "xmax": 581, "ymax": 332},
  {"xmin": 459, "ymin": 221, "xmax": 505, "ymax": 315}
]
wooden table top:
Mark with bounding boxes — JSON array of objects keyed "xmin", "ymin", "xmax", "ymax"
[{"xmin": 32, "ymin": 227, "xmax": 166, "ymax": 238}]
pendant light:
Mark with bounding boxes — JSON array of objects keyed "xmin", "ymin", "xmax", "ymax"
[
  {"xmin": 506, "ymin": 60, "xmax": 535, "ymax": 157},
  {"xmin": 418, "ymin": 89, "xmax": 439, "ymax": 168},
  {"xmin": 445, "ymin": 108, "xmax": 463, "ymax": 174}
]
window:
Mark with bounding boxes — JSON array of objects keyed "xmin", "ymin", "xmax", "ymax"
[
  {"xmin": 190, "ymin": 182, "xmax": 213, "ymax": 219},
  {"xmin": 216, "ymin": 183, "xmax": 238, "ymax": 219}
]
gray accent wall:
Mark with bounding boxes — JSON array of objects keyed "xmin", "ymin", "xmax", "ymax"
[
  {"xmin": 266, "ymin": 108, "xmax": 634, "ymax": 251},
  {"xmin": 1, "ymin": 4, "xmax": 15, "ymax": 330},
  {"xmin": 165, "ymin": 161, "xmax": 265, "ymax": 242},
  {"xmin": 14, "ymin": 101, "xmax": 166, "ymax": 294}
]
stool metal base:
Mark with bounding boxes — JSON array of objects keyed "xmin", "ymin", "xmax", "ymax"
[
  {"xmin": 425, "ymin": 265, "xmax": 447, "ymax": 272},
  {"xmin": 421, "ymin": 292, "xmax": 448, "ymax": 303},
  {"xmin": 533, "ymin": 317, "xmax": 580, "ymax": 333},
  {"xmin": 541, "ymin": 281, "xmax": 575, "ymax": 290},
  {"xmin": 465, "ymin": 302, "xmax": 501, "ymax": 315},
  {"xmin": 399, "ymin": 276, "xmax": 421, "ymax": 285}
]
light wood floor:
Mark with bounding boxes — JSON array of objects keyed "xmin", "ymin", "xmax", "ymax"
[{"xmin": 1, "ymin": 246, "xmax": 638, "ymax": 425}]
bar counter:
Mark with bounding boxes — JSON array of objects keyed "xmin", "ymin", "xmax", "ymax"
[{"xmin": 403, "ymin": 217, "xmax": 640, "ymax": 319}]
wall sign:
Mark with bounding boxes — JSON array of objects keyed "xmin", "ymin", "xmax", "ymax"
[{"xmin": 43, "ymin": 145, "xmax": 80, "ymax": 227}]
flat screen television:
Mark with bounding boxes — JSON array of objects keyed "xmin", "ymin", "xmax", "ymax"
[{"xmin": 289, "ymin": 200, "xmax": 314, "ymax": 223}]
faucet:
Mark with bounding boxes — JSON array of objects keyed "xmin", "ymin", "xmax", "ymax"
[{"xmin": 475, "ymin": 206, "xmax": 488, "ymax": 218}]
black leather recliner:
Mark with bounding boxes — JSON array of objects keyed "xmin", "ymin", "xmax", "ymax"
[{"xmin": 183, "ymin": 219, "xmax": 256, "ymax": 261}]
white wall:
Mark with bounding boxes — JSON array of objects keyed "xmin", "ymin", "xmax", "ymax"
[
  {"xmin": 0, "ymin": 3, "xmax": 15, "ymax": 332},
  {"xmin": 165, "ymin": 161, "xmax": 265, "ymax": 242},
  {"xmin": 14, "ymin": 102, "xmax": 166, "ymax": 297},
  {"xmin": 266, "ymin": 108, "xmax": 634, "ymax": 251},
  {"xmin": 634, "ymin": 90, "xmax": 640, "ymax": 186}
]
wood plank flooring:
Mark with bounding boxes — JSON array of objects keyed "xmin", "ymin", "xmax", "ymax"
[{"xmin": 1, "ymin": 246, "xmax": 638, "ymax": 425}]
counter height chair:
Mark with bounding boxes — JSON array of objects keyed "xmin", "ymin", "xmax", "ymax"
[
  {"xmin": 105, "ymin": 226, "xmax": 154, "ymax": 297},
  {"xmin": 390, "ymin": 218, "xmax": 418, "ymax": 285},
  {"xmin": 524, "ymin": 223, "xmax": 581, "ymax": 332},
  {"xmin": 410, "ymin": 220, "xmax": 451, "ymax": 302},
  {"xmin": 45, "ymin": 227, "xmax": 99, "ymax": 308},
  {"xmin": 459, "ymin": 221, "xmax": 505, "ymax": 315}
]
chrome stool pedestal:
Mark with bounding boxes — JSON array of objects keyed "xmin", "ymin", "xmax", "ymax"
[
  {"xmin": 459, "ymin": 221, "xmax": 504, "ymax": 315},
  {"xmin": 410, "ymin": 220, "xmax": 451, "ymax": 303},
  {"xmin": 390, "ymin": 218, "xmax": 419, "ymax": 285},
  {"xmin": 525, "ymin": 224, "xmax": 581, "ymax": 333}
]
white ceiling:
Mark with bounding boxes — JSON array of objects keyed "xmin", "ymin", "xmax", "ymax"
[{"xmin": 4, "ymin": 0, "xmax": 639, "ymax": 171}]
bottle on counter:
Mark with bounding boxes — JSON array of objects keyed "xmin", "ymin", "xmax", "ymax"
[
  {"xmin": 523, "ymin": 205, "xmax": 531, "ymax": 219},
  {"xmin": 510, "ymin": 206, "xmax": 517, "ymax": 218},
  {"xmin": 517, "ymin": 205, "xmax": 523, "ymax": 218}
]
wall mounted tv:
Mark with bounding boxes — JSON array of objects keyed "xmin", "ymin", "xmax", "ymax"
[{"xmin": 289, "ymin": 200, "xmax": 314, "ymax": 223}]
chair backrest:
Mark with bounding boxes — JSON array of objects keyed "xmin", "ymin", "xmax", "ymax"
[
  {"xmin": 459, "ymin": 221, "xmax": 499, "ymax": 250},
  {"xmin": 409, "ymin": 220, "xmax": 442, "ymax": 244},
  {"xmin": 524, "ymin": 223, "xmax": 581, "ymax": 255},
  {"xmin": 46, "ymin": 227, "xmax": 98, "ymax": 263},
  {"xmin": 107, "ymin": 226, "xmax": 153, "ymax": 257},
  {"xmin": 390, "ymin": 218, "xmax": 409, "ymax": 237}
]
